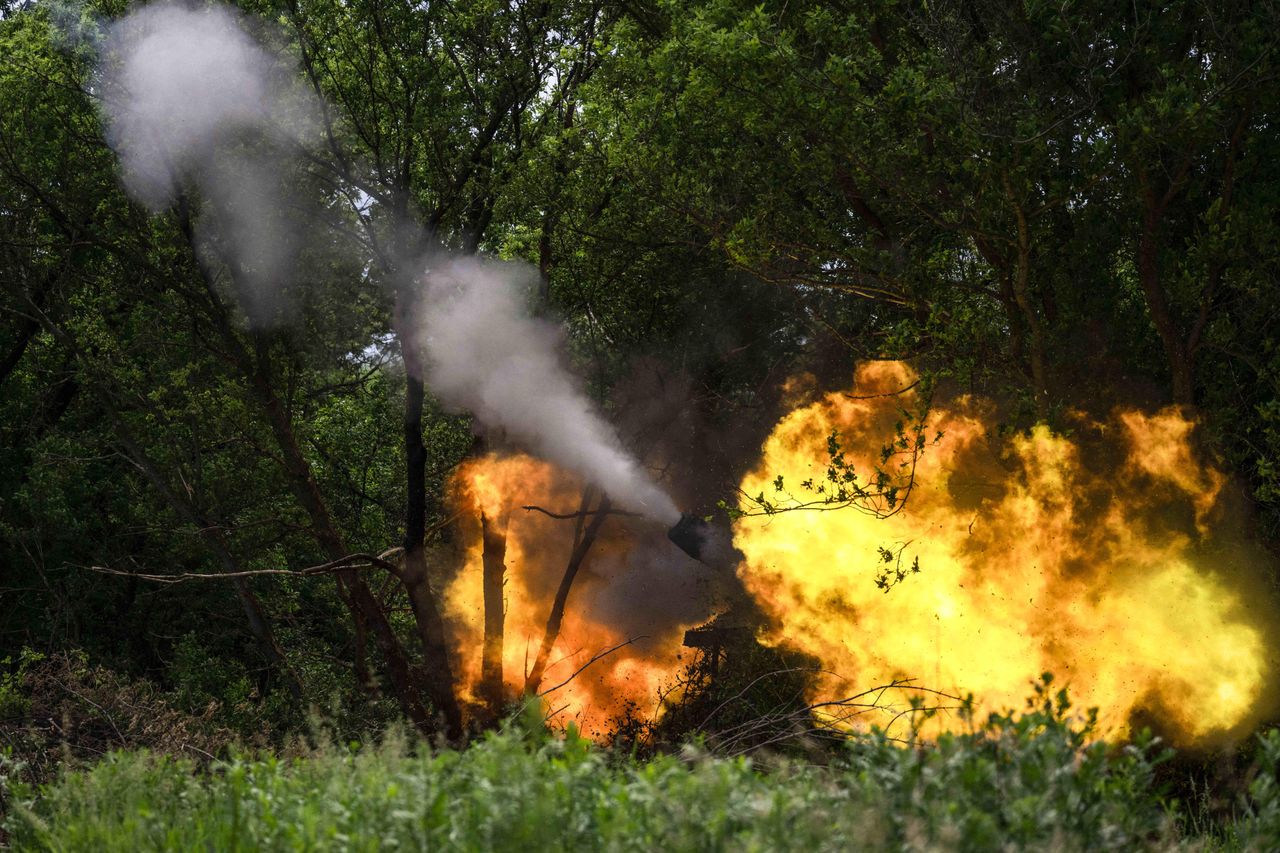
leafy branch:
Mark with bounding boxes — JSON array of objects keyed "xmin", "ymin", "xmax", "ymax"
[
  {"xmin": 874, "ymin": 541, "xmax": 920, "ymax": 593},
  {"xmin": 727, "ymin": 386, "xmax": 938, "ymax": 521},
  {"xmin": 721, "ymin": 380, "xmax": 938, "ymax": 593}
]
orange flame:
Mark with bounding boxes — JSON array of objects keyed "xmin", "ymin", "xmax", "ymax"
[
  {"xmin": 445, "ymin": 454, "xmax": 686, "ymax": 732},
  {"xmin": 734, "ymin": 362, "xmax": 1278, "ymax": 745}
]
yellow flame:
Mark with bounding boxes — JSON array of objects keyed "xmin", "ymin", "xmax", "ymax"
[{"xmin": 734, "ymin": 362, "xmax": 1277, "ymax": 745}]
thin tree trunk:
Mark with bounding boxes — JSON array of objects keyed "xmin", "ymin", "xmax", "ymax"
[
  {"xmin": 525, "ymin": 491, "xmax": 611, "ymax": 694},
  {"xmin": 1004, "ymin": 178, "xmax": 1049, "ymax": 419},
  {"xmin": 394, "ymin": 188, "xmax": 465, "ymax": 738},
  {"xmin": 228, "ymin": 322, "xmax": 432, "ymax": 729},
  {"xmin": 400, "ymin": 324, "xmax": 464, "ymax": 738},
  {"xmin": 400, "ymin": 545, "xmax": 463, "ymax": 737},
  {"xmin": 479, "ymin": 509, "xmax": 510, "ymax": 717},
  {"xmin": 173, "ymin": 200, "xmax": 433, "ymax": 730},
  {"xmin": 973, "ymin": 236, "xmax": 1031, "ymax": 392},
  {"xmin": 245, "ymin": 333, "xmax": 436, "ymax": 728},
  {"xmin": 112, "ymin": 419, "xmax": 305, "ymax": 702}
]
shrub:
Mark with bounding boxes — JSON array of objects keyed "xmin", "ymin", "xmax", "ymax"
[
  {"xmin": 1235, "ymin": 728, "xmax": 1280, "ymax": 850},
  {"xmin": 0, "ymin": 648, "xmax": 44, "ymax": 722},
  {"xmin": 2, "ymin": 688, "xmax": 1208, "ymax": 852},
  {"xmin": 0, "ymin": 652, "xmax": 234, "ymax": 793}
]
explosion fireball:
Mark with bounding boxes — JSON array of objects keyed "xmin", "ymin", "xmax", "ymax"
[
  {"xmin": 736, "ymin": 362, "xmax": 1278, "ymax": 746},
  {"xmin": 446, "ymin": 362, "xmax": 1277, "ymax": 746}
]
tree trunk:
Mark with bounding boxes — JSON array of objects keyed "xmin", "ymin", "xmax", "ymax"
[
  {"xmin": 1137, "ymin": 181, "xmax": 1195, "ymax": 407},
  {"xmin": 400, "ymin": 545, "xmax": 463, "ymax": 737},
  {"xmin": 173, "ymin": 202, "xmax": 434, "ymax": 730},
  {"xmin": 973, "ymin": 236, "xmax": 1032, "ymax": 394},
  {"xmin": 111, "ymin": 419, "xmax": 305, "ymax": 702},
  {"xmin": 393, "ymin": 190, "xmax": 466, "ymax": 738},
  {"xmin": 525, "ymin": 491, "xmax": 611, "ymax": 694},
  {"xmin": 229, "ymin": 319, "xmax": 433, "ymax": 729},
  {"xmin": 400, "ymin": 328, "xmax": 464, "ymax": 738},
  {"xmin": 479, "ymin": 510, "xmax": 510, "ymax": 717},
  {"xmin": 1004, "ymin": 178, "xmax": 1049, "ymax": 419},
  {"xmin": 247, "ymin": 334, "xmax": 437, "ymax": 728}
]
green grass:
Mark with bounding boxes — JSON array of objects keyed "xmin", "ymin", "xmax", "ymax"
[{"xmin": 4, "ymin": 700, "xmax": 1279, "ymax": 852}]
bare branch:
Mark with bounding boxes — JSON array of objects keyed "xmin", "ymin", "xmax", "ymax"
[
  {"xmin": 537, "ymin": 636, "xmax": 645, "ymax": 698},
  {"xmin": 842, "ymin": 378, "xmax": 921, "ymax": 400},
  {"xmin": 521, "ymin": 504, "xmax": 643, "ymax": 520},
  {"xmin": 81, "ymin": 552, "xmax": 405, "ymax": 585}
]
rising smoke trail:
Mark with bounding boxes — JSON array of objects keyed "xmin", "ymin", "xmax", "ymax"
[
  {"xmin": 96, "ymin": 1, "xmax": 678, "ymax": 521},
  {"xmin": 416, "ymin": 257, "xmax": 680, "ymax": 523},
  {"xmin": 98, "ymin": 1, "xmax": 317, "ymax": 323}
]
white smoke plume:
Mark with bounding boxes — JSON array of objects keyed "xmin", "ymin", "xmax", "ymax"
[
  {"xmin": 418, "ymin": 257, "xmax": 680, "ymax": 524},
  {"xmin": 95, "ymin": 0, "xmax": 680, "ymax": 524},
  {"xmin": 98, "ymin": 1, "xmax": 316, "ymax": 323}
]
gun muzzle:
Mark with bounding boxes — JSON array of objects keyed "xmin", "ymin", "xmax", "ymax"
[{"xmin": 668, "ymin": 512, "xmax": 712, "ymax": 562}]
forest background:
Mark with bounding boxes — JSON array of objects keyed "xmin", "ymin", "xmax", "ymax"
[{"xmin": 2, "ymin": 0, "xmax": 1279, "ymax": 764}]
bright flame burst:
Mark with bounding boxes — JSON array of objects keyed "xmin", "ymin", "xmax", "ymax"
[
  {"xmin": 445, "ymin": 455, "xmax": 683, "ymax": 732},
  {"xmin": 443, "ymin": 362, "xmax": 1276, "ymax": 745},
  {"xmin": 735, "ymin": 362, "xmax": 1278, "ymax": 745}
]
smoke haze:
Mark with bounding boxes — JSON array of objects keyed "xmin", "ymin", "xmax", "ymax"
[{"xmin": 99, "ymin": 1, "xmax": 316, "ymax": 322}]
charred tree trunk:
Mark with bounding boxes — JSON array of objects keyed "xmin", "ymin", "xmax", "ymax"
[
  {"xmin": 479, "ymin": 509, "xmax": 510, "ymax": 718},
  {"xmin": 400, "ymin": 326, "xmax": 464, "ymax": 738}
]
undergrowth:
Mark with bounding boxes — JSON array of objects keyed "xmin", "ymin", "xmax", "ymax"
[{"xmin": 4, "ymin": 686, "xmax": 1279, "ymax": 852}]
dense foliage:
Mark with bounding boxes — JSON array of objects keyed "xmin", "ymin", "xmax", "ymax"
[{"xmin": 2, "ymin": 0, "xmax": 1280, "ymax": 842}]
